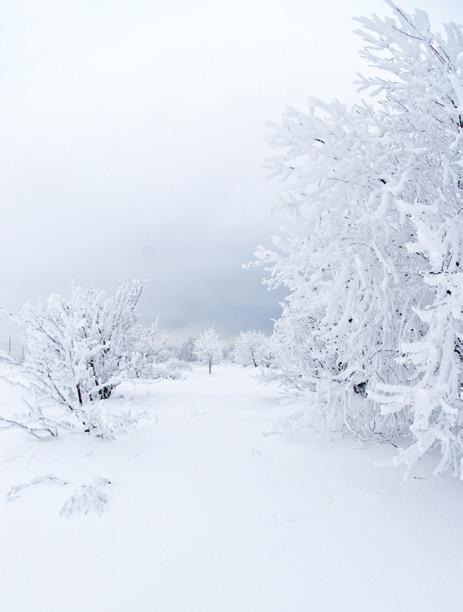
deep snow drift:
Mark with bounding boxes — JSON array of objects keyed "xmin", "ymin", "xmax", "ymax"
[{"xmin": 0, "ymin": 365, "xmax": 462, "ymax": 612}]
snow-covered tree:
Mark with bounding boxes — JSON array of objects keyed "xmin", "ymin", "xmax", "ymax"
[
  {"xmin": 15, "ymin": 280, "xmax": 144, "ymax": 435},
  {"xmin": 233, "ymin": 331, "xmax": 269, "ymax": 368},
  {"xmin": 354, "ymin": 3, "xmax": 463, "ymax": 476},
  {"xmin": 129, "ymin": 318, "xmax": 169, "ymax": 378},
  {"xmin": 177, "ymin": 337, "xmax": 198, "ymax": 362},
  {"xmin": 256, "ymin": 81, "xmax": 422, "ymax": 440},
  {"xmin": 194, "ymin": 328, "xmax": 223, "ymax": 374},
  {"xmin": 256, "ymin": 1, "xmax": 463, "ymax": 474},
  {"xmin": 222, "ymin": 341, "xmax": 235, "ymax": 363}
]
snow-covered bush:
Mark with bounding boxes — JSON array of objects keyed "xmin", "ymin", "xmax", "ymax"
[
  {"xmin": 150, "ymin": 358, "xmax": 189, "ymax": 380},
  {"xmin": 129, "ymin": 318, "xmax": 170, "ymax": 378},
  {"xmin": 14, "ymin": 280, "xmax": 145, "ymax": 436},
  {"xmin": 194, "ymin": 328, "xmax": 223, "ymax": 374},
  {"xmin": 129, "ymin": 323, "xmax": 189, "ymax": 380},
  {"xmin": 233, "ymin": 331, "xmax": 269, "ymax": 368},
  {"xmin": 256, "ymin": 1, "xmax": 463, "ymax": 475},
  {"xmin": 60, "ymin": 477, "xmax": 112, "ymax": 517}
]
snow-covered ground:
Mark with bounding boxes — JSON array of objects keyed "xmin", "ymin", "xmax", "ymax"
[{"xmin": 0, "ymin": 365, "xmax": 462, "ymax": 612}]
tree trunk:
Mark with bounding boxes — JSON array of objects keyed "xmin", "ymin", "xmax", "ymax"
[{"xmin": 76, "ymin": 383, "xmax": 83, "ymax": 405}]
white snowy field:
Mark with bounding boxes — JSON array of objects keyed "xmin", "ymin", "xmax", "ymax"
[{"xmin": 0, "ymin": 365, "xmax": 462, "ymax": 612}]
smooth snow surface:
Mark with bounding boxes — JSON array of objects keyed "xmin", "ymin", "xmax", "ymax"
[{"xmin": 0, "ymin": 365, "xmax": 462, "ymax": 612}]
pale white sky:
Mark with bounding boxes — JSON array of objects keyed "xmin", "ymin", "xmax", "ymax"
[{"xmin": 0, "ymin": 0, "xmax": 461, "ymax": 349}]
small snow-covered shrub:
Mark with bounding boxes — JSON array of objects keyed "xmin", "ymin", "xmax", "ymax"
[
  {"xmin": 60, "ymin": 477, "xmax": 112, "ymax": 518},
  {"xmin": 150, "ymin": 358, "xmax": 189, "ymax": 380},
  {"xmin": 6, "ymin": 474, "xmax": 113, "ymax": 518},
  {"xmin": 128, "ymin": 324, "xmax": 188, "ymax": 380},
  {"xmin": 12, "ymin": 280, "xmax": 146, "ymax": 437}
]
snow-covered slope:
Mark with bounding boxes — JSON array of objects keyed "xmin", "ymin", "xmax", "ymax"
[{"xmin": 0, "ymin": 365, "xmax": 462, "ymax": 612}]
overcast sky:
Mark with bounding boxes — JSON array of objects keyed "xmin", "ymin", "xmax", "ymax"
[{"xmin": 0, "ymin": 0, "xmax": 461, "ymax": 349}]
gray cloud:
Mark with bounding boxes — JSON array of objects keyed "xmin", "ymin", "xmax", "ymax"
[{"xmin": 0, "ymin": 0, "xmax": 461, "ymax": 348}]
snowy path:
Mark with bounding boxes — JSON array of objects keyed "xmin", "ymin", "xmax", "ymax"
[{"xmin": 1, "ymin": 365, "xmax": 463, "ymax": 612}]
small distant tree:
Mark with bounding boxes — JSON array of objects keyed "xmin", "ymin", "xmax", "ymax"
[
  {"xmin": 129, "ymin": 324, "xmax": 189, "ymax": 380},
  {"xmin": 129, "ymin": 318, "xmax": 169, "ymax": 378},
  {"xmin": 177, "ymin": 337, "xmax": 197, "ymax": 362},
  {"xmin": 194, "ymin": 328, "xmax": 223, "ymax": 374},
  {"xmin": 222, "ymin": 341, "xmax": 235, "ymax": 363},
  {"xmin": 233, "ymin": 331, "xmax": 269, "ymax": 368}
]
